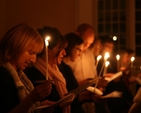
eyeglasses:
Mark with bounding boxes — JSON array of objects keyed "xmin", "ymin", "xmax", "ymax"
[{"xmin": 75, "ymin": 47, "xmax": 83, "ymax": 53}]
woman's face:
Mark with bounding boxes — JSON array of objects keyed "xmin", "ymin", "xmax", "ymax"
[
  {"xmin": 122, "ymin": 53, "xmax": 130, "ymax": 64},
  {"xmin": 13, "ymin": 46, "xmax": 39, "ymax": 70},
  {"xmin": 48, "ymin": 43, "xmax": 66, "ymax": 65},
  {"xmin": 70, "ymin": 44, "xmax": 84, "ymax": 61}
]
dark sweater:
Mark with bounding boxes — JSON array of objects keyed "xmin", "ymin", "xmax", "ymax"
[
  {"xmin": 24, "ymin": 66, "xmax": 62, "ymax": 113},
  {"xmin": 59, "ymin": 61, "xmax": 85, "ymax": 113},
  {"xmin": 0, "ymin": 66, "xmax": 20, "ymax": 113}
]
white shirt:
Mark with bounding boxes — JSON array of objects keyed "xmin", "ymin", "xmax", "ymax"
[{"xmin": 66, "ymin": 48, "xmax": 97, "ymax": 83}]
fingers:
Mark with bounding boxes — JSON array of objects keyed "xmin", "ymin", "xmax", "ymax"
[
  {"xmin": 30, "ymin": 81, "xmax": 53, "ymax": 102},
  {"xmin": 40, "ymin": 100, "xmax": 56, "ymax": 106}
]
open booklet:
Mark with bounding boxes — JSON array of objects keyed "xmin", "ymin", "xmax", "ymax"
[
  {"xmin": 35, "ymin": 93, "xmax": 75, "ymax": 110},
  {"xmin": 35, "ymin": 78, "xmax": 97, "ymax": 110},
  {"xmin": 104, "ymin": 71, "xmax": 123, "ymax": 82},
  {"xmin": 102, "ymin": 91, "xmax": 122, "ymax": 98},
  {"xmin": 86, "ymin": 71, "xmax": 123, "ymax": 96},
  {"xmin": 66, "ymin": 78, "xmax": 98, "ymax": 95}
]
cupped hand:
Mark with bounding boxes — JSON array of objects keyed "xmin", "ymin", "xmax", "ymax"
[
  {"xmin": 97, "ymin": 77, "xmax": 108, "ymax": 88},
  {"xmin": 29, "ymin": 80, "xmax": 52, "ymax": 103}
]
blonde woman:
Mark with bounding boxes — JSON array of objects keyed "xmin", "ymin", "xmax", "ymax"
[{"xmin": 0, "ymin": 24, "xmax": 52, "ymax": 113}]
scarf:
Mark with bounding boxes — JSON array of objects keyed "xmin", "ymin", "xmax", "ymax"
[
  {"xmin": 3, "ymin": 62, "xmax": 39, "ymax": 113},
  {"xmin": 34, "ymin": 58, "xmax": 70, "ymax": 113}
]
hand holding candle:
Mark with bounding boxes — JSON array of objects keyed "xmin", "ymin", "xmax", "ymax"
[{"xmin": 45, "ymin": 36, "xmax": 50, "ymax": 80}]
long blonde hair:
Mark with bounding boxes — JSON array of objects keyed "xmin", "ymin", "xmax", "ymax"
[{"xmin": 0, "ymin": 23, "xmax": 44, "ymax": 64}]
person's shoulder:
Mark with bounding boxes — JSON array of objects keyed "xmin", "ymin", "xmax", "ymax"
[
  {"xmin": 0, "ymin": 66, "xmax": 9, "ymax": 74},
  {"xmin": 0, "ymin": 66, "xmax": 14, "ymax": 83},
  {"xmin": 61, "ymin": 61, "xmax": 72, "ymax": 70}
]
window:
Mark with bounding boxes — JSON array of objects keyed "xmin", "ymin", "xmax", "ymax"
[
  {"xmin": 135, "ymin": 0, "xmax": 141, "ymax": 56},
  {"xmin": 98, "ymin": 0, "xmax": 126, "ymax": 52}
]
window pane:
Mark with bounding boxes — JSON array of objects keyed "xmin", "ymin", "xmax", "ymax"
[
  {"xmin": 98, "ymin": 0, "xmax": 104, "ymax": 10},
  {"xmin": 98, "ymin": 24, "xmax": 104, "ymax": 33},
  {"xmin": 113, "ymin": 12, "xmax": 118, "ymax": 21},
  {"xmin": 136, "ymin": 23, "xmax": 141, "ymax": 33},
  {"xmin": 136, "ymin": 47, "xmax": 141, "ymax": 56},
  {"xmin": 98, "ymin": 12, "xmax": 104, "ymax": 21},
  {"xmin": 106, "ymin": 0, "xmax": 111, "ymax": 10},
  {"xmin": 119, "ymin": 35, "xmax": 126, "ymax": 45},
  {"xmin": 113, "ymin": 0, "xmax": 118, "ymax": 9},
  {"xmin": 106, "ymin": 12, "xmax": 111, "ymax": 21},
  {"xmin": 135, "ymin": 0, "xmax": 141, "ymax": 9},
  {"xmin": 106, "ymin": 23, "xmax": 111, "ymax": 33},
  {"xmin": 136, "ymin": 35, "xmax": 141, "ymax": 45},
  {"xmin": 113, "ymin": 23, "xmax": 118, "ymax": 33},
  {"xmin": 120, "ymin": 23, "xmax": 126, "ymax": 32},
  {"xmin": 120, "ymin": 0, "xmax": 126, "ymax": 9},
  {"xmin": 136, "ymin": 11, "xmax": 141, "ymax": 21},
  {"xmin": 120, "ymin": 11, "xmax": 126, "ymax": 21}
]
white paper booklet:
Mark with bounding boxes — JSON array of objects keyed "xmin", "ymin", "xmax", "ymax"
[
  {"xmin": 102, "ymin": 91, "xmax": 122, "ymax": 98},
  {"xmin": 104, "ymin": 71, "xmax": 123, "ymax": 82}
]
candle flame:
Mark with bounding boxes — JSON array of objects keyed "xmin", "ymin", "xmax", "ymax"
[
  {"xmin": 131, "ymin": 56, "xmax": 135, "ymax": 62},
  {"xmin": 116, "ymin": 54, "xmax": 120, "ymax": 60},
  {"xmin": 45, "ymin": 36, "xmax": 50, "ymax": 46},
  {"xmin": 97, "ymin": 55, "xmax": 102, "ymax": 61},
  {"xmin": 104, "ymin": 52, "xmax": 110, "ymax": 60},
  {"xmin": 105, "ymin": 61, "xmax": 110, "ymax": 67}
]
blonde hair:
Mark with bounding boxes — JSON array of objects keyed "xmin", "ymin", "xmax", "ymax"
[{"xmin": 0, "ymin": 23, "xmax": 44, "ymax": 63}]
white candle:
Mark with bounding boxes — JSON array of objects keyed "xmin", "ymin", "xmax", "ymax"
[
  {"xmin": 130, "ymin": 56, "xmax": 135, "ymax": 68},
  {"xmin": 103, "ymin": 61, "xmax": 110, "ymax": 76},
  {"xmin": 45, "ymin": 36, "xmax": 50, "ymax": 80},
  {"xmin": 99, "ymin": 52, "xmax": 110, "ymax": 76},
  {"xmin": 104, "ymin": 52, "xmax": 110, "ymax": 61},
  {"xmin": 96, "ymin": 55, "xmax": 102, "ymax": 68},
  {"xmin": 116, "ymin": 54, "xmax": 120, "ymax": 70}
]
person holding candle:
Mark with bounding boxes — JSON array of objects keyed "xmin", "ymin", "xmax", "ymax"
[
  {"xmin": 59, "ymin": 32, "xmax": 85, "ymax": 113},
  {"xmin": 0, "ymin": 23, "xmax": 53, "ymax": 113},
  {"xmin": 96, "ymin": 35, "xmax": 117, "ymax": 77},
  {"xmin": 119, "ymin": 49, "xmax": 139, "ymax": 97},
  {"xmin": 25, "ymin": 26, "xmax": 71, "ymax": 113},
  {"xmin": 59, "ymin": 32, "xmax": 101, "ymax": 113},
  {"xmin": 97, "ymin": 37, "xmax": 133, "ymax": 113},
  {"xmin": 65, "ymin": 23, "xmax": 108, "ymax": 113}
]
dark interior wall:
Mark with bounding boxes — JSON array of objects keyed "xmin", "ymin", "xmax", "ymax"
[{"xmin": 0, "ymin": 0, "xmax": 76, "ymax": 38}]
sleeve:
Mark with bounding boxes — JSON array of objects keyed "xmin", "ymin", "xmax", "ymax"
[{"xmin": 0, "ymin": 69, "xmax": 19, "ymax": 113}]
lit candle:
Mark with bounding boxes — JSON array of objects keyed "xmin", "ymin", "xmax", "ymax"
[
  {"xmin": 45, "ymin": 36, "xmax": 50, "ymax": 80},
  {"xmin": 130, "ymin": 56, "xmax": 135, "ymax": 68},
  {"xmin": 103, "ymin": 61, "xmax": 110, "ymax": 76},
  {"xmin": 96, "ymin": 55, "xmax": 102, "ymax": 68},
  {"xmin": 99, "ymin": 52, "xmax": 110, "ymax": 76},
  {"xmin": 104, "ymin": 52, "xmax": 110, "ymax": 61},
  {"xmin": 116, "ymin": 54, "xmax": 120, "ymax": 70}
]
